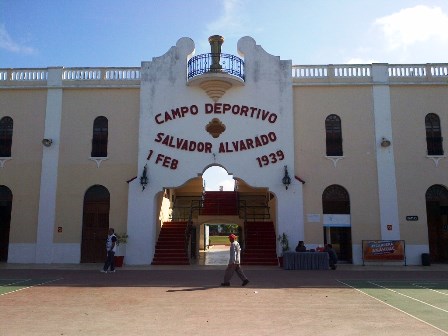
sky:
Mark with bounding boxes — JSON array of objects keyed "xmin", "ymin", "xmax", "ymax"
[{"xmin": 2, "ymin": 0, "xmax": 448, "ymax": 190}]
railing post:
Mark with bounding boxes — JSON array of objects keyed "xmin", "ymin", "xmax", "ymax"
[{"xmin": 328, "ymin": 64, "xmax": 335, "ymax": 79}]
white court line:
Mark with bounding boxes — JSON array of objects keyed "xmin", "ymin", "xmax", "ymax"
[
  {"xmin": 0, "ymin": 278, "xmax": 63, "ymax": 297},
  {"xmin": 337, "ymin": 280, "xmax": 448, "ymax": 335},
  {"xmin": 368, "ymin": 281, "xmax": 448, "ymax": 313},
  {"xmin": 412, "ymin": 283, "xmax": 448, "ymax": 296}
]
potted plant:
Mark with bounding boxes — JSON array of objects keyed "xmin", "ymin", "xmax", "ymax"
[
  {"xmin": 277, "ymin": 233, "xmax": 289, "ymax": 267},
  {"xmin": 114, "ymin": 233, "xmax": 128, "ymax": 267}
]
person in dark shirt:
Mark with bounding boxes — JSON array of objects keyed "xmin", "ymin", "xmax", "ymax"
[
  {"xmin": 295, "ymin": 241, "xmax": 307, "ymax": 252},
  {"xmin": 324, "ymin": 243, "xmax": 338, "ymax": 270}
]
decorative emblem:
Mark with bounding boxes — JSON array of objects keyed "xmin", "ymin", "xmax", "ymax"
[{"xmin": 206, "ymin": 118, "xmax": 226, "ymax": 138}]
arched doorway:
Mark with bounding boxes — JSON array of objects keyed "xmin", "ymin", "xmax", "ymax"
[
  {"xmin": 322, "ymin": 185, "xmax": 352, "ymax": 262},
  {"xmin": 0, "ymin": 186, "xmax": 12, "ymax": 262},
  {"xmin": 81, "ymin": 185, "xmax": 110, "ymax": 263},
  {"xmin": 425, "ymin": 184, "xmax": 448, "ymax": 262}
]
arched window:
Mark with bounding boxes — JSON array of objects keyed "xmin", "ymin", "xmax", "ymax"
[
  {"xmin": 325, "ymin": 114, "xmax": 343, "ymax": 156},
  {"xmin": 91, "ymin": 116, "xmax": 108, "ymax": 157},
  {"xmin": 322, "ymin": 185, "xmax": 350, "ymax": 214},
  {"xmin": 0, "ymin": 117, "xmax": 13, "ymax": 157},
  {"xmin": 425, "ymin": 113, "xmax": 443, "ymax": 156}
]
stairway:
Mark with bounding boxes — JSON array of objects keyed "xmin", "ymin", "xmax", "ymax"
[
  {"xmin": 151, "ymin": 221, "xmax": 190, "ymax": 265},
  {"xmin": 201, "ymin": 191, "xmax": 238, "ymax": 216},
  {"xmin": 242, "ymin": 221, "xmax": 278, "ymax": 265}
]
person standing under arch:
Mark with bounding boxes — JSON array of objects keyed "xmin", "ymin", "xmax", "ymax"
[{"xmin": 221, "ymin": 234, "xmax": 249, "ymax": 286}]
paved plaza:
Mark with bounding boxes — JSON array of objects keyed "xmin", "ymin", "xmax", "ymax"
[{"xmin": 1, "ymin": 257, "xmax": 448, "ymax": 336}]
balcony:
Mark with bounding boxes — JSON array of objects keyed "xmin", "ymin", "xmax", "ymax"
[{"xmin": 187, "ymin": 52, "xmax": 245, "ymax": 102}]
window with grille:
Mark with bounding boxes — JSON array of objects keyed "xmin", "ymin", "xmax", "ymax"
[
  {"xmin": 325, "ymin": 114, "xmax": 343, "ymax": 156},
  {"xmin": 322, "ymin": 185, "xmax": 350, "ymax": 214},
  {"xmin": 91, "ymin": 116, "xmax": 108, "ymax": 157},
  {"xmin": 0, "ymin": 117, "xmax": 13, "ymax": 157},
  {"xmin": 425, "ymin": 113, "xmax": 443, "ymax": 156}
]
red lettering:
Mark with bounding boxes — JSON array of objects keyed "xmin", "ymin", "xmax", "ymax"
[
  {"xmin": 190, "ymin": 105, "xmax": 199, "ymax": 115},
  {"xmin": 164, "ymin": 111, "xmax": 173, "ymax": 121},
  {"xmin": 181, "ymin": 141, "xmax": 188, "ymax": 151},
  {"xmin": 171, "ymin": 108, "xmax": 181, "ymax": 119},
  {"xmin": 189, "ymin": 141, "xmax": 197, "ymax": 151},
  {"xmin": 214, "ymin": 103, "xmax": 222, "ymax": 113},
  {"xmin": 181, "ymin": 106, "xmax": 189, "ymax": 117},
  {"xmin": 155, "ymin": 114, "xmax": 164, "ymax": 124},
  {"xmin": 232, "ymin": 141, "xmax": 239, "ymax": 151},
  {"xmin": 261, "ymin": 134, "xmax": 269, "ymax": 145},
  {"xmin": 246, "ymin": 139, "xmax": 254, "ymax": 149},
  {"xmin": 170, "ymin": 159, "xmax": 178, "ymax": 170},
  {"xmin": 162, "ymin": 156, "xmax": 171, "ymax": 167},
  {"xmin": 155, "ymin": 154, "xmax": 164, "ymax": 164},
  {"xmin": 205, "ymin": 103, "xmax": 213, "ymax": 114}
]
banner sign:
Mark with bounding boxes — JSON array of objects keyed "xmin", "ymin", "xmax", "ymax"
[{"xmin": 362, "ymin": 240, "xmax": 405, "ymax": 262}]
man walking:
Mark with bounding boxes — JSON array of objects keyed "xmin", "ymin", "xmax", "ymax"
[
  {"xmin": 221, "ymin": 234, "xmax": 249, "ymax": 287},
  {"xmin": 101, "ymin": 228, "xmax": 117, "ymax": 273}
]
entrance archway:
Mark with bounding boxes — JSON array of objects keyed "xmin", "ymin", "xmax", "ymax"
[
  {"xmin": 81, "ymin": 185, "xmax": 110, "ymax": 263},
  {"xmin": 322, "ymin": 185, "xmax": 352, "ymax": 262},
  {"xmin": 0, "ymin": 185, "xmax": 12, "ymax": 262},
  {"xmin": 160, "ymin": 165, "xmax": 276, "ymax": 265},
  {"xmin": 425, "ymin": 184, "xmax": 448, "ymax": 262}
]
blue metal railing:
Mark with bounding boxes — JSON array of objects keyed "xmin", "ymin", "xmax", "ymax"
[{"xmin": 187, "ymin": 53, "xmax": 244, "ymax": 81}]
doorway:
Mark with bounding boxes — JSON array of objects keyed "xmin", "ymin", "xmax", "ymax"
[
  {"xmin": 322, "ymin": 185, "xmax": 353, "ymax": 262},
  {"xmin": 198, "ymin": 224, "xmax": 239, "ymax": 265},
  {"xmin": 323, "ymin": 227, "xmax": 352, "ymax": 262},
  {"xmin": 81, "ymin": 185, "xmax": 110, "ymax": 263},
  {"xmin": 0, "ymin": 186, "xmax": 12, "ymax": 262},
  {"xmin": 425, "ymin": 184, "xmax": 448, "ymax": 263}
]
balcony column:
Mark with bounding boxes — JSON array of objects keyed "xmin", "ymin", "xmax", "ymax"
[{"xmin": 208, "ymin": 35, "xmax": 224, "ymax": 71}]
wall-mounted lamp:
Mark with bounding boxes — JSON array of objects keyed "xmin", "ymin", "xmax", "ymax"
[
  {"xmin": 140, "ymin": 164, "xmax": 149, "ymax": 191},
  {"xmin": 42, "ymin": 138, "xmax": 53, "ymax": 147},
  {"xmin": 380, "ymin": 137, "xmax": 391, "ymax": 147},
  {"xmin": 282, "ymin": 165, "xmax": 291, "ymax": 190}
]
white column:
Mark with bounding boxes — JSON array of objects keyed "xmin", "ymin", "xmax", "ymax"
[
  {"xmin": 276, "ymin": 182, "xmax": 303, "ymax": 255},
  {"xmin": 125, "ymin": 180, "xmax": 156, "ymax": 265},
  {"xmin": 35, "ymin": 67, "xmax": 63, "ymax": 263},
  {"xmin": 372, "ymin": 64, "xmax": 400, "ymax": 240}
]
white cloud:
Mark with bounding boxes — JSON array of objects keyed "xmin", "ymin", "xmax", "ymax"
[
  {"xmin": 206, "ymin": 0, "xmax": 245, "ymax": 37},
  {"xmin": 197, "ymin": 0, "xmax": 248, "ymax": 52},
  {"xmin": 0, "ymin": 24, "xmax": 36, "ymax": 54},
  {"xmin": 374, "ymin": 6, "xmax": 448, "ymax": 51}
]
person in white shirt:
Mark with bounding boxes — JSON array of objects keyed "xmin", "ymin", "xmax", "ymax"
[
  {"xmin": 221, "ymin": 234, "xmax": 249, "ymax": 286},
  {"xmin": 101, "ymin": 228, "xmax": 117, "ymax": 273}
]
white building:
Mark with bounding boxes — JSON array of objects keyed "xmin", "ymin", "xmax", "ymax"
[{"xmin": 0, "ymin": 35, "xmax": 447, "ymax": 266}]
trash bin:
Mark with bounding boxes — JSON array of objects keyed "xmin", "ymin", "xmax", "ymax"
[{"xmin": 421, "ymin": 253, "xmax": 430, "ymax": 266}]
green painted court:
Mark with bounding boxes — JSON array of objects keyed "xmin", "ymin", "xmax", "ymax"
[
  {"xmin": 340, "ymin": 279, "xmax": 448, "ymax": 334},
  {"xmin": 0, "ymin": 278, "xmax": 61, "ymax": 296}
]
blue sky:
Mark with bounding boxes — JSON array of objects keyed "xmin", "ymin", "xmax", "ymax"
[
  {"xmin": 1, "ymin": 0, "xmax": 448, "ymax": 189},
  {"xmin": 2, "ymin": 0, "xmax": 448, "ymax": 68}
]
